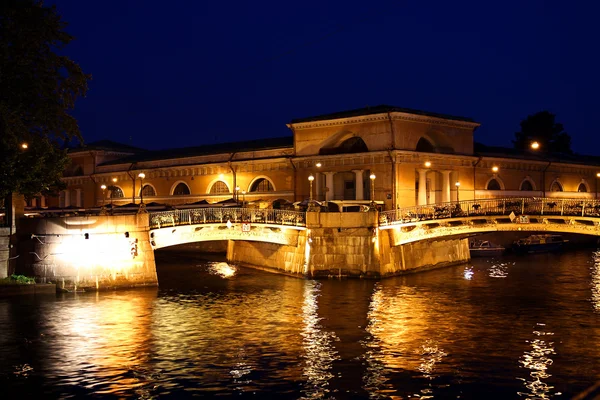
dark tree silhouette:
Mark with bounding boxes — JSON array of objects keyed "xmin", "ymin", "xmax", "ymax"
[
  {"xmin": 0, "ymin": 0, "xmax": 90, "ymax": 201},
  {"xmin": 513, "ymin": 111, "xmax": 572, "ymax": 154}
]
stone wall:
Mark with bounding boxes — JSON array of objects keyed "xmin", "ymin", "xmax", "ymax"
[
  {"xmin": 227, "ymin": 233, "xmax": 307, "ymax": 276},
  {"xmin": 227, "ymin": 211, "xmax": 470, "ymax": 278},
  {"xmin": 18, "ymin": 214, "xmax": 157, "ymax": 291},
  {"xmin": 379, "ymin": 229, "xmax": 470, "ymax": 275},
  {"xmin": 0, "ymin": 227, "xmax": 10, "ymax": 278}
]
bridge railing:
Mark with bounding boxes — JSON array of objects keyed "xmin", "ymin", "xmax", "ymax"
[
  {"xmin": 379, "ymin": 197, "xmax": 600, "ymax": 226},
  {"xmin": 149, "ymin": 207, "xmax": 306, "ymax": 229}
]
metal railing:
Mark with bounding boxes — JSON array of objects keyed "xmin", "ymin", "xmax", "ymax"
[
  {"xmin": 149, "ymin": 207, "xmax": 306, "ymax": 229},
  {"xmin": 379, "ymin": 197, "xmax": 600, "ymax": 226}
]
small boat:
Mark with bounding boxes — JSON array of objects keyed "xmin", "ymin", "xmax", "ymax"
[
  {"xmin": 512, "ymin": 234, "xmax": 568, "ymax": 254},
  {"xmin": 469, "ymin": 240, "xmax": 505, "ymax": 257}
]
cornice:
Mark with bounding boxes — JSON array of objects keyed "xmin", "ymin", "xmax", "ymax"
[{"xmin": 289, "ymin": 111, "xmax": 479, "ymax": 131}]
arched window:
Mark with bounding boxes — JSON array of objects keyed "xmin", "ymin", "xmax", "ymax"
[
  {"xmin": 520, "ymin": 180, "xmax": 533, "ymax": 191},
  {"xmin": 487, "ymin": 179, "xmax": 501, "ymax": 191},
  {"xmin": 250, "ymin": 178, "xmax": 274, "ymax": 192},
  {"xmin": 173, "ymin": 182, "xmax": 191, "ymax": 195},
  {"xmin": 416, "ymin": 137, "xmax": 435, "ymax": 152},
  {"xmin": 109, "ymin": 186, "xmax": 124, "ymax": 198},
  {"xmin": 142, "ymin": 184, "xmax": 156, "ymax": 197},
  {"xmin": 551, "ymin": 181, "xmax": 563, "ymax": 192},
  {"xmin": 578, "ymin": 183, "xmax": 588, "ymax": 192},
  {"xmin": 210, "ymin": 181, "xmax": 229, "ymax": 194}
]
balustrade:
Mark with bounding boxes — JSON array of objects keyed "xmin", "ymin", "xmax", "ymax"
[
  {"xmin": 379, "ymin": 197, "xmax": 600, "ymax": 226},
  {"xmin": 149, "ymin": 207, "xmax": 306, "ymax": 229}
]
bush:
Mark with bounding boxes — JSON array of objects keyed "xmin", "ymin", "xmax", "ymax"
[{"xmin": 0, "ymin": 275, "xmax": 36, "ymax": 285}]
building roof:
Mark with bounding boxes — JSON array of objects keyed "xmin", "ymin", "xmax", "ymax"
[
  {"xmin": 474, "ymin": 142, "xmax": 600, "ymax": 165},
  {"xmin": 290, "ymin": 104, "xmax": 477, "ymax": 124},
  {"xmin": 67, "ymin": 139, "xmax": 146, "ymax": 154},
  {"xmin": 100, "ymin": 136, "xmax": 294, "ymax": 166}
]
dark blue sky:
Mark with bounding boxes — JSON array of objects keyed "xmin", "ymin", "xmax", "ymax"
[{"xmin": 54, "ymin": 0, "xmax": 599, "ymax": 154}]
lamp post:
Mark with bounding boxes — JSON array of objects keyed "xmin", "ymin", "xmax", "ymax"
[
  {"xmin": 455, "ymin": 181, "xmax": 460, "ymax": 202},
  {"xmin": 370, "ymin": 173, "xmax": 376, "ymax": 209},
  {"xmin": 138, "ymin": 173, "xmax": 146, "ymax": 204},
  {"xmin": 596, "ymin": 173, "xmax": 600, "ymax": 200},
  {"xmin": 100, "ymin": 184, "xmax": 107, "ymax": 206},
  {"xmin": 235, "ymin": 186, "xmax": 240, "ymax": 203},
  {"xmin": 308, "ymin": 175, "xmax": 314, "ymax": 202},
  {"xmin": 111, "ymin": 178, "xmax": 117, "ymax": 206}
]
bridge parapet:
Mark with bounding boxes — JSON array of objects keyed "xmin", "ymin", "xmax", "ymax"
[
  {"xmin": 379, "ymin": 197, "xmax": 600, "ymax": 227},
  {"xmin": 149, "ymin": 208, "xmax": 306, "ymax": 229}
]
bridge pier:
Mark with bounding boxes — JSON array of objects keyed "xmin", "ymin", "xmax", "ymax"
[{"xmin": 18, "ymin": 214, "xmax": 158, "ymax": 291}]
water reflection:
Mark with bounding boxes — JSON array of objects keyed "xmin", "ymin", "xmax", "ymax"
[
  {"xmin": 300, "ymin": 280, "xmax": 339, "ymax": 399},
  {"xmin": 590, "ymin": 256, "xmax": 600, "ymax": 312},
  {"xmin": 363, "ymin": 281, "xmax": 458, "ymax": 399},
  {"xmin": 463, "ymin": 266, "xmax": 474, "ymax": 280},
  {"xmin": 45, "ymin": 290, "xmax": 157, "ymax": 397},
  {"xmin": 488, "ymin": 261, "xmax": 510, "ymax": 278},
  {"xmin": 2, "ymin": 250, "xmax": 600, "ymax": 398},
  {"xmin": 517, "ymin": 323, "xmax": 556, "ymax": 399}
]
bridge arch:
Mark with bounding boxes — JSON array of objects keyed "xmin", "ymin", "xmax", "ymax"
[
  {"xmin": 248, "ymin": 176, "xmax": 276, "ymax": 192},
  {"xmin": 171, "ymin": 181, "xmax": 191, "ymax": 195},
  {"xmin": 519, "ymin": 177, "xmax": 536, "ymax": 191},
  {"xmin": 485, "ymin": 176, "xmax": 505, "ymax": 191},
  {"xmin": 207, "ymin": 179, "xmax": 231, "ymax": 194}
]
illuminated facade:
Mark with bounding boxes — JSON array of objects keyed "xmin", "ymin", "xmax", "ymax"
[{"xmin": 51, "ymin": 105, "xmax": 600, "ymax": 211}]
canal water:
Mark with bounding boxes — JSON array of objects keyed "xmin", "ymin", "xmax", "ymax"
[{"xmin": 1, "ymin": 248, "xmax": 600, "ymax": 399}]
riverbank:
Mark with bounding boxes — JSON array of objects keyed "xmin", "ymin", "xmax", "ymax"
[{"xmin": 0, "ymin": 283, "xmax": 56, "ymax": 297}]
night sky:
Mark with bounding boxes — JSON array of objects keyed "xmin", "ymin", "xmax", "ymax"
[{"xmin": 53, "ymin": 1, "xmax": 600, "ymax": 154}]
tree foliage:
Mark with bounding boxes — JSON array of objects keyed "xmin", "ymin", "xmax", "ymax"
[
  {"xmin": 513, "ymin": 111, "xmax": 572, "ymax": 154},
  {"xmin": 0, "ymin": 0, "xmax": 90, "ymax": 200}
]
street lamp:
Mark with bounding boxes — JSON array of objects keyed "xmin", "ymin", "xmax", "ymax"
[
  {"xmin": 138, "ymin": 173, "xmax": 146, "ymax": 204},
  {"xmin": 235, "ymin": 186, "xmax": 240, "ymax": 203},
  {"xmin": 370, "ymin": 173, "xmax": 376, "ymax": 209},
  {"xmin": 596, "ymin": 172, "xmax": 600, "ymax": 200},
  {"xmin": 308, "ymin": 175, "xmax": 314, "ymax": 202},
  {"xmin": 531, "ymin": 141, "xmax": 540, "ymax": 150},
  {"xmin": 455, "ymin": 181, "xmax": 460, "ymax": 202},
  {"xmin": 100, "ymin": 184, "xmax": 107, "ymax": 206},
  {"xmin": 21, "ymin": 143, "xmax": 28, "ymax": 149},
  {"xmin": 111, "ymin": 178, "xmax": 117, "ymax": 206}
]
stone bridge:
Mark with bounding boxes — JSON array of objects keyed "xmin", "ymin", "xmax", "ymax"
[
  {"xmin": 379, "ymin": 197, "xmax": 600, "ymax": 245},
  {"xmin": 148, "ymin": 208, "xmax": 307, "ymax": 248},
  {"xmin": 13, "ymin": 197, "xmax": 600, "ymax": 291}
]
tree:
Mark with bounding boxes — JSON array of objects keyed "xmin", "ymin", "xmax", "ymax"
[
  {"xmin": 0, "ymin": 0, "xmax": 90, "ymax": 202},
  {"xmin": 513, "ymin": 111, "xmax": 572, "ymax": 154}
]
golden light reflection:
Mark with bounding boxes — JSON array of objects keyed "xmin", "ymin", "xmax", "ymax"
[
  {"xmin": 517, "ymin": 324, "xmax": 556, "ymax": 399},
  {"xmin": 45, "ymin": 292, "xmax": 156, "ymax": 396},
  {"xmin": 591, "ymin": 256, "xmax": 600, "ymax": 312},
  {"xmin": 488, "ymin": 262, "xmax": 510, "ymax": 278},
  {"xmin": 300, "ymin": 280, "xmax": 339, "ymax": 399},
  {"xmin": 363, "ymin": 281, "xmax": 465, "ymax": 397},
  {"xmin": 208, "ymin": 261, "xmax": 236, "ymax": 278}
]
